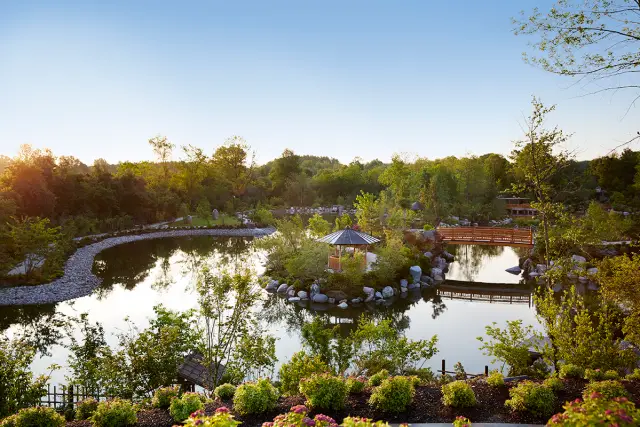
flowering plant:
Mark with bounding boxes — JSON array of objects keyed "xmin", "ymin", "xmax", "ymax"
[
  {"xmin": 183, "ymin": 407, "xmax": 241, "ymax": 427},
  {"xmin": 262, "ymin": 406, "xmax": 338, "ymax": 427},
  {"xmin": 547, "ymin": 393, "xmax": 639, "ymax": 426},
  {"xmin": 341, "ymin": 417, "xmax": 389, "ymax": 427},
  {"xmin": 452, "ymin": 416, "xmax": 472, "ymax": 427}
]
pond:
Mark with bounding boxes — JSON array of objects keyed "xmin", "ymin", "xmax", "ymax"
[{"xmin": 1, "ymin": 236, "xmax": 541, "ymax": 385}]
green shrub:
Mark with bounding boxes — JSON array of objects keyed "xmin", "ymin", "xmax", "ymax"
[
  {"xmin": 11, "ymin": 407, "xmax": 64, "ymax": 427},
  {"xmin": 504, "ymin": 381, "xmax": 555, "ymax": 418},
  {"xmin": 441, "ymin": 380, "xmax": 476, "ymax": 408},
  {"xmin": 543, "ymin": 377, "xmax": 564, "ymax": 392},
  {"xmin": 215, "ymin": 383, "xmax": 237, "ymax": 400},
  {"xmin": 548, "ymin": 394, "xmax": 640, "ymax": 425},
  {"xmin": 278, "ymin": 351, "xmax": 330, "ymax": 396},
  {"xmin": 559, "ymin": 364, "xmax": 584, "ymax": 379},
  {"xmin": 486, "ymin": 370, "xmax": 504, "ymax": 387},
  {"xmin": 584, "ymin": 368, "xmax": 604, "ymax": 382},
  {"xmin": 341, "ymin": 417, "xmax": 390, "ymax": 427},
  {"xmin": 265, "ymin": 406, "xmax": 338, "ymax": 427},
  {"xmin": 299, "ymin": 373, "xmax": 348, "ymax": 411},
  {"xmin": 603, "ymin": 370, "xmax": 620, "ymax": 380},
  {"xmin": 367, "ymin": 369, "xmax": 389, "ymax": 387},
  {"xmin": 452, "ymin": 417, "xmax": 472, "ymax": 427},
  {"xmin": 152, "ymin": 386, "xmax": 179, "ymax": 409},
  {"xmin": 183, "ymin": 408, "xmax": 241, "ymax": 427},
  {"xmin": 233, "ymin": 379, "xmax": 279, "ymax": 415},
  {"xmin": 404, "ymin": 367, "xmax": 435, "ymax": 384},
  {"xmin": 625, "ymin": 368, "xmax": 640, "ymax": 381},
  {"xmin": 75, "ymin": 397, "xmax": 99, "ymax": 420},
  {"xmin": 169, "ymin": 393, "xmax": 205, "ymax": 422},
  {"xmin": 408, "ymin": 375, "xmax": 421, "ymax": 388},
  {"xmin": 369, "ymin": 376, "xmax": 415, "ymax": 413},
  {"xmin": 91, "ymin": 399, "xmax": 137, "ymax": 427},
  {"xmin": 583, "ymin": 380, "xmax": 628, "ymax": 400},
  {"xmin": 346, "ymin": 377, "xmax": 367, "ymax": 394},
  {"xmin": 0, "ymin": 415, "xmax": 16, "ymax": 427}
]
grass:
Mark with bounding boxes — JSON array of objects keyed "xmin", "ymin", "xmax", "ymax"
[{"xmin": 171, "ymin": 214, "xmax": 240, "ymax": 227}]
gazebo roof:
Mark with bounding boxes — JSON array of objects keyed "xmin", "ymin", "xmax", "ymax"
[{"xmin": 316, "ymin": 227, "xmax": 380, "ymax": 245}]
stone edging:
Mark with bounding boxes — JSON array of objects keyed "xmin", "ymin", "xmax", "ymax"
[{"xmin": 0, "ymin": 228, "xmax": 275, "ymax": 307}]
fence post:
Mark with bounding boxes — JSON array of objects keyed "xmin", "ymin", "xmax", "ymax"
[
  {"xmin": 67, "ymin": 384, "xmax": 74, "ymax": 412},
  {"xmin": 441, "ymin": 359, "xmax": 446, "ymax": 376},
  {"xmin": 485, "ymin": 366, "xmax": 489, "ymax": 376},
  {"xmin": 54, "ymin": 386, "xmax": 58, "ymax": 410}
]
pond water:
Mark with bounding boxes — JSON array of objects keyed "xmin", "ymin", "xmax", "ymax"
[{"xmin": 2, "ymin": 237, "xmax": 541, "ymax": 385}]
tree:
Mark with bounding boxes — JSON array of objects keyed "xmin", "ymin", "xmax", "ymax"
[
  {"xmin": 514, "ymin": 1, "xmax": 640, "ymax": 101},
  {"xmin": 7, "ymin": 217, "xmax": 62, "ymax": 277},
  {"xmin": 284, "ymin": 241, "xmax": 329, "ymax": 283},
  {"xmin": 148, "ymin": 135, "xmax": 175, "ymax": 182},
  {"xmin": 269, "ymin": 149, "xmax": 301, "ymax": 196},
  {"xmin": 354, "ymin": 191, "xmax": 383, "ymax": 236},
  {"xmin": 333, "ymin": 213, "xmax": 352, "ymax": 231},
  {"xmin": 510, "ymin": 98, "xmax": 571, "ymax": 265},
  {"xmin": 477, "ymin": 320, "xmax": 542, "ymax": 376},
  {"xmin": 195, "ymin": 198, "xmax": 211, "ymax": 224},
  {"xmin": 212, "ymin": 136, "xmax": 255, "ymax": 202},
  {"xmin": 308, "ymin": 213, "xmax": 331, "ymax": 238}
]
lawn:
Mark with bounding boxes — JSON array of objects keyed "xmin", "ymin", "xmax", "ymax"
[{"xmin": 171, "ymin": 214, "xmax": 241, "ymax": 227}]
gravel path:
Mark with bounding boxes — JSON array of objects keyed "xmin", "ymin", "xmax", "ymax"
[{"xmin": 0, "ymin": 228, "xmax": 274, "ymax": 306}]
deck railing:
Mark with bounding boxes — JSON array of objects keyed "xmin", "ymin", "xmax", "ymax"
[{"xmin": 436, "ymin": 226, "xmax": 533, "ymax": 246}]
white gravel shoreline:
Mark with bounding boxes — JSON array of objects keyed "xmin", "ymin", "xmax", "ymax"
[{"xmin": 0, "ymin": 228, "xmax": 275, "ymax": 306}]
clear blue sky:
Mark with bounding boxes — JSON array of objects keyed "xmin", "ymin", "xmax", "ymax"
[{"xmin": 1, "ymin": 0, "xmax": 638, "ymax": 165}]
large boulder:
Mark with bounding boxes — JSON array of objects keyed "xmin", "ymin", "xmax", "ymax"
[
  {"xmin": 536, "ymin": 264, "xmax": 547, "ymax": 275},
  {"xmin": 571, "ymin": 254, "xmax": 587, "ymax": 264},
  {"xmin": 265, "ymin": 279, "xmax": 279, "ymax": 291},
  {"xmin": 326, "ymin": 290, "xmax": 348, "ymax": 301},
  {"xmin": 364, "ymin": 293, "xmax": 375, "ymax": 303},
  {"xmin": 382, "ymin": 286, "xmax": 394, "ymax": 298},
  {"xmin": 338, "ymin": 302, "xmax": 348, "ymax": 309},
  {"xmin": 400, "ymin": 279, "xmax": 409, "ymax": 288},
  {"xmin": 505, "ymin": 266, "xmax": 521, "ymax": 275},
  {"xmin": 423, "ymin": 251, "xmax": 433, "ymax": 259},
  {"xmin": 363, "ymin": 286, "xmax": 375, "ymax": 296},
  {"xmin": 433, "ymin": 257, "xmax": 447, "ymax": 270},
  {"xmin": 297, "ymin": 291, "xmax": 308, "ymax": 299},
  {"xmin": 287, "ymin": 288, "xmax": 296, "ymax": 297},
  {"xmin": 423, "ymin": 230, "xmax": 437, "ymax": 241},
  {"xmin": 431, "ymin": 268, "xmax": 444, "ymax": 282},
  {"xmin": 276, "ymin": 283, "xmax": 289, "ymax": 293},
  {"xmin": 375, "ymin": 291, "xmax": 383, "ymax": 299},
  {"xmin": 409, "ymin": 266, "xmax": 422, "ymax": 283},
  {"xmin": 310, "ymin": 283, "xmax": 321, "ymax": 298},
  {"xmin": 421, "ymin": 275, "xmax": 435, "ymax": 286},
  {"xmin": 312, "ymin": 293, "xmax": 329, "ymax": 303},
  {"xmin": 351, "ymin": 297, "xmax": 363, "ymax": 304},
  {"xmin": 442, "ymin": 251, "xmax": 454, "ymax": 261}
]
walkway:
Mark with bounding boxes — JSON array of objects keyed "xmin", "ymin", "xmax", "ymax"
[{"xmin": 437, "ymin": 227, "xmax": 534, "ymax": 248}]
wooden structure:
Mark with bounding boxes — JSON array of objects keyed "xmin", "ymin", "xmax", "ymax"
[
  {"xmin": 177, "ymin": 352, "xmax": 226, "ymax": 391},
  {"xmin": 437, "ymin": 283, "xmax": 533, "ymax": 306},
  {"xmin": 317, "ymin": 226, "xmax": 380, "ymax": 271},
  {"xmin": 498, "ymin": 197, "xmax": 538, "ymax": 217},
  {"xmin": 436, "ymin": 226, "xmax": 534, "ymax": 247},
  {"xmin": 41, "ymin": 384, "xmax": 109, "ymax": 409}
]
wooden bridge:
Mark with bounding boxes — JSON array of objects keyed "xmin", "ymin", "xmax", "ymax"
[
  {"xmin": 436, "ymin": 226, "xmax": 534, "ymax": 248},
  {"xmin": 437, "ymin": 283, "xmax": 533, "ymax": 306}
]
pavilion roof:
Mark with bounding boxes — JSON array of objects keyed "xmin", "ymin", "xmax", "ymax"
[{"xmin": 316, "ymin": 227, "xmax": 380, "ymax": 245}]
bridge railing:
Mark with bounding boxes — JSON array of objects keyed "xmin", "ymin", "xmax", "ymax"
[{"xmin": 436, "ymin": 226, "xmax": 533, "ymax": 245}]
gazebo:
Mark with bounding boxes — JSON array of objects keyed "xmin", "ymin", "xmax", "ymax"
[{"xmin": 316, "ymin": 226, "xmax": 380, "ymax": 271}]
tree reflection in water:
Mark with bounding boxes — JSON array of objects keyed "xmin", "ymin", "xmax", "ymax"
[{"xmin": 448, "ymin": 244, "xmax": 505, "ymax": 282}]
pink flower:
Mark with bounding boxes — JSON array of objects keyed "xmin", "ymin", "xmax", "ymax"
[
  {"xmin": 605, "ymin": 409, "xmax": 614, "ymax": 415},
  {"xmin": 303, "ymin": 417, "xmax": 316, "ymax": 426},
  {"xmin": 216, "ymin": 407, "xmax": 230, "ymax": 413},
  {"xmin": 291, "ymin": 405, "xmax": 308, "ymax": 414},
  {"xmin": 315, "ymin": 414, "xmax": 337, "ymax": 424},
  {"xmin": 194, "ymin": 420, "xmax": 204, "ymax": 426},
  {"xmin": 263, "ymin": 422, "xmax": 274, "ymax": 427},
  {"xmin": 590, "ymin": 392, "xmax": 602, "ymax": 399}
]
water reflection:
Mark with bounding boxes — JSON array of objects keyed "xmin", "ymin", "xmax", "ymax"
[{"xmin": 446, "ymin": 244, "xmax": 528, "ymax": 284}]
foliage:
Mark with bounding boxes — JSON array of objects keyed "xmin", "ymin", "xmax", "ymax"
[
  {"xmin": 369, "ymin": 376, "xmax": 415, "ymax": 413},
  {"xmin": 249, "ymin": 206, "xmax": 275, "ymax": 227},
  {"xmin": 543, "ymin": 377, "xmax": 563, "ymax": 392},
  {"xmin": 284, "ymin": 241, "xmax": 329, "ymax": 284},
  {"xmin": 583, "ymin": 380, "xmax": 629, "ymax": 400},
  {"xmin": 346, "ymin": 376, "xmax": 367, "ymax": 394},
  {"xmin": 75, "ymin": 398, "xmax": 99, "ymax": 420},
  {"xmin": 559, "ymin": 364, "xmax": 584, "ymax": 380},
  {"xmin": 453, "ymin": 362, "xmax": 467, "ymax": 380},
  {"xmin": 368, "ymin": 369, "xmax": 389, "ymax": 387},
  {"xmin": 341, "ymin": 417, "xmax": 389, "ymax": 427},
  {"xmin": 452, "ymin": 416, "xmax": 472, "ymax": 427},
  {"xmin": 183, "ymin": 407, "xmax": 241, "ymax": 427},
  {"xmin": 486, "ymin": 370, "xmax": 504, "ymax": 387},
  {"xmin": 0, "ymin": 415, "xmax": 16, "ymax": 427},
  {"xmin": 6, "ymin": 217, "xmax": 63, "ymax": 278},
  {"xmin": 169, "ymin": 393, "xmax": 205, "ymax": 422},
  {"xmin": 548, "ymin": 394, "xmax": 639, "ymax": 426},
  {"xmin": 504, "ymin": 381, "xmax": 555, "ymax": 418},
  {"xmin": 308, "ymin": 214, "xmax": 331, "ymax": 238},
  {"xmin": 626, "ymin": 368, "xmax": 640, "ymax": 381},
  {"xmin": 0, "ymin": 338, "xmax": 51, "ymax": 418},
  {"xmin": 278, "ymin": 351, "xmax": 330, "ymax": 396},
  {"xmin": 91, "ymin": 399, "xmax": 137, "ymax": 427},
  {"xmin": 66, "ymin": 313, "xmax": 108, "ymax": 392},
  {"xmin": 603, "ymin": 370, "xmax": 620, "ymax": 381},
  {"xmin": 233, "ymin": 379, "xmax": 279, "ymax": 415},
  {"xmin": 404, "ymin": 367, "xmax": 435, "ymax": 385},
  {"xmin": 265, "ymin": 405, "xmax": 338, "ymax": 427},
  {"xmin": 584, "ymin": 368, "xmax": 604, "ymax": 382},
  {"xmin": 299, "ymin": 374, "xmax": 348, "ymax": 411},
  {"xmin": 214, "ymin": 384, "xmax": 236, "ymax": 400},
  {"xmin": 354, "ymin": 192, "xmax": 383, "ymax": 237},
  {"xmin": 477, "ymin": 320, "xmax": 540, "ymax": 376},
  {"xmin": 300, "ymin": 318, "xmax": 351, "ymax": 375},
  {"xmin": 333, "ymin": 214, "xmax": 352, "ymax": 231},
  {"xmin": 371, "ymin": 237, "xmax": 410, "ymax": 285},
  {"xmin": 151, "ymin": 386, "xmax": 179, "ymax": 409},
  {"xmin": 9, "ymin": 407, "xmax": 64, "ymax": 427},
  {"xmin": 441, "ymin": 381, "xmax": 476, "ymax": 408}
]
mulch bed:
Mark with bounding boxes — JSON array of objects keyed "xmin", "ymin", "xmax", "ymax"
[{"xmin": 64, "ymin": 379, "xmax": 640, "ymax": 426}]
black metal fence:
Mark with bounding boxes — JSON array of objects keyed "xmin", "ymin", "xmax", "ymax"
[{"xmin": 40, "ymin": 384, "xmax": 108, "ymax": 410}]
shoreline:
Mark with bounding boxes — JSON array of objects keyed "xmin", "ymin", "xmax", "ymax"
[{"xmin": 0, "ymin": 228, "xmax": 275, "ymax": 307}]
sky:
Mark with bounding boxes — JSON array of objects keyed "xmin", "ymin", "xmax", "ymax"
[{"xmin": 1, "ymin": 0, "xmax": 638, "ymax": 165}]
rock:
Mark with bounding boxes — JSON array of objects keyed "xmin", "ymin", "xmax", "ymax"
[
  {"xmin": 297, "ymin": 291, "xmax": 308, "ymax": 299},
  {"xmin": 422, "ymin": 275, "xmax": 434, "ymax": 286},
  {"xmin": 578, "ymin": 276, "xmax": 588, "ymax": 283},
  {"xmin": 326, "ymin": 290, "xmax": 347, "ymax": 301},
  {"xmin": 588, "ymin": 281, "xmax": 599, "ymax": 291},
  {"xmin": 212, "ymin": 209, "xmax": 219, "ymax": 220},
  {"xmin": 433, "ymin": 257, "xmax": 447, "ymax": 270},
  {"xmin": 339, "ymin": 299, "xmax": 347, "ymax": 304},
  {"xmin": 375, "ymin": 291, "xmax": 383, "ymax": 299},
  {"xmin": 506, "ymin": 266, "xmax": 521, "ymax": 275},
  {"xmin": 442, "ymin": 251, "xmax": 454, "ymax": 261},
  {"xmin": 310, "ymin": 283, "xmax": 321, "ymax": 298},
  {"xmin": 312, "ymin": 293, "xmax": 329, "ymax": 303},
  {"xmin": 382, "ymin": 286, "xmax": 394, "ymax": 298},
  {"xmin": 327, "ymin": 297, "xmax": 335, "ymax": 304},
  {"xmin": 552, "ymin": 283, "xmax": 563, "ymax": 292},
  {"xmin": 338, "ymin": 302, "xmax": 348, "ymax": 309},
  {"xmin": 431, "ymin": 267, "xmax": 444, "ymax": 282},
  {"xmin": 587, "ymin": 267, "xmax": 598, "ymax": 275},
  {"xmin": 408, "ymin": 282, "xmax": 418, "ymax": 289},
  {"xmin": 363, "ymin": 286, "xmax": 374, "ymax": 295},
  {"xmin": 528, "ymin": 272, "xmax": 540, "ymax": 277},
  {"xmin": 400, "ymin": 279, "xmax": 409, "ymax": 288},
  {"xmin": 287, "ymin": 289, "xmax": 296, "ymax": 297},
  {"xmin": 536, "ymin": 264, "xmax": 547, "ymax": 274},
  {"xmin": 409, "ymin": 266, "xmax": 422, "ymax": 283},
  {"xmin": 423, "ymin": 251, "xmax": 433, "ymax": 259},
  {"xmin": 265, "ymin": 280, "xmax": 278, "ymax": 291},
  {"xmin": 364, "ymin": 294, "xmax": 375, "ymax": 302},
  {"xmin": 351, "ymin": 297, "xmax": 363, "ymax": 304},
  {"xmin": 571, "ymin": 254, "xmax": 587, "ymax": 264},
  {"xmin": 276, "ymin": 284, "xmax": 289, "ymax": 293},
  {"xmin": 288, "ymin": 297, "xmax": 300, "ymax": 302}
]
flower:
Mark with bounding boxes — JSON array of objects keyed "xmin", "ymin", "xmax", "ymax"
[
  {"xmin": 216, "ymin": 407, "xmax": 230, "ymax": 414},
  {"xmin": 314, "ymin": 414, "xmax": 336, "ymax": 424},
  {"xmin": 263, "ymin": 422, "xmax": 274, "ymax": 427},
  {"xmin": 303, "ymin": 417, "xmax": 316, "ymax": 426},
  {"xmin": 590, "ymin": 392, "xmax": 603, "ymax": 400},
  {"xmin": 194, "ymin": 420, "xmax": 204, "ymax": 426},
  {"xmin": 605, "ymin": 409, "xmax": 614, "ymax": 415},
  {"xmin": 291, "ymin": 405, "xmax": 308, "ymax": 414}
]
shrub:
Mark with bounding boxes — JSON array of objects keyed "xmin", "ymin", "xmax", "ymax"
[
  {"xmin": 233, "ymin": 379, "xmax": 279, "ymax": 415},
  {"xmin": 504, "ymin": 381, "xmax": 555, "ymax": 418},
  {"xmin": 0, "ymin": 415, "xmax": 17, "ymax": 427},
  {"xmin": 626, "ymin": 368, "xmax": 640, "ymax": 381},
  {"xmin": 75, "ymin": 397, "xmax": 99, "ymax": 420},
  {"xmin": 603, "ymin": 369, "xmax": 620, "ymax": 380},
  {"xmin": 404, "ymin": 367, "xmax": 435, "ymax": 384},
  {"xmin": 543, "ymin": 377, "xmax": 564, "ymax": 392},
  {"xmin": 558, "ymin": 364, "xmax": 584, "ymax": 379},
  {"xmin": 583, "ymin": 380, "xmax": 628, "ymax": 400},
  {"xmin": 299, "ymin": 374, "xmax": 348, "ymax": 411},
  {"xmin": 266, "ymin": 405, "xmax": 338, "ymax": 427},
  {"xmin": 11, "ymin": 407, "xmax": 64, "ymax": 427},
  {"xmin": 367, "ymin": 369, "xmax": 389, "ymax": 387},
  {"xmin": 486, "ymin": 370, "xmax": 504, "ymax": 387},
  {"xmin": 548, "ymin": 394, "xmax": 639, "ymax": 426},
  {"xmin": 408, "ymin": 375, "xmax": 421, "ymax": 388},
  {"xmin": 152, "ymin": 386, "xmax": 179, "ymax": 409},
  {"xmin": 453, "ymin": 362, "xmax": 467, "ymax": 380},
  {"xmin": 278, "ymin": 352, "xmax": 330, "ymax": 396},
  {"xmin": 215, "ymin": 383, "xmax": 237, "ymax": 400},
  {"xmin": 369, "ymin": 376, "xmax": 415, "ymax": 413},
  {"xmin": 90, "ymin": 399, "xmax": 137, "ymax": 427},
  {"xmin": 169, "ymin": 393, "xmax": 205, "ymax": 422},
  {"xmin": 441, "ymin": 380, "xmax": 476, "ymax": 408},
  {"xmin": 346, "ymin": 377, "xmax": 367, "ymax": 394},
  {"xmin": 341, "ymin": 417, "xmax": 390, "ymax": 427},
  {"xmin": 183, "ymin": 407, "xmax": 241, "ymax": 427},
  {"xmin": 584, "ymin": 368, "xmax": 604, "ymax": 382},
  {"xmin": 452, "ymin": 416, "xmax": 472, "ymax": 427}
]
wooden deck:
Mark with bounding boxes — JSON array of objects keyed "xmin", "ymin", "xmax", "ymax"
[
  {"xmin": 436, "ymin": 226, "xmax": 534, "ymax": 247},
  {"xmin": 437, "ymin": 283, "xmax": 532, "ymax": 306}
]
